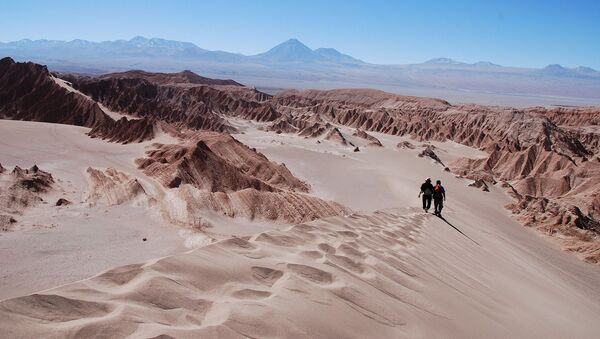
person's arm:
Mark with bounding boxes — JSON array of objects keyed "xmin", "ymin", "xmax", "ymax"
[
  {"xmin": 443, "ymin": 188, "xmax": 446, "ymax": 200},
  {"xmin": 418, "ymin": 184, "xmax": 422, "ymax": 197}
]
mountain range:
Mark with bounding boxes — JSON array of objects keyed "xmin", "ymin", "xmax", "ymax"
[
  {"xmin": 1, "ymin": 36, "xmax": 600, "ymax": 106},
  {"xmin": 0, "ymin": 37, "xmax": 364, "ymax": 65}
]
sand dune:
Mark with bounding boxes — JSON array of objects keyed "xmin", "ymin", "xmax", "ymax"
[
  {"xmin": 2, "ymin": 206, "xmax": 600, "ymax": 338},
  {"xmin": 0, "ymin": 120, "xmax": 190, "ymax": 299}
]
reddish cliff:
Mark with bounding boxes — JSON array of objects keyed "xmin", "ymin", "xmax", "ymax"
[{"xmin": 0, "ymin": 57, "xmax": 108, "ymax": 127}]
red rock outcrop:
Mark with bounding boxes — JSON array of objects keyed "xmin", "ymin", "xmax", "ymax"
[
  {"xmin": 0, "ymin": 165, "xmax": 54, "ymax": 231},
  {"xmin": 0, "ymin": 58, "xmax": 163, "ymax": 144},
  {"xmin": 137, "ymin": 132, "xmax": 308, "ymax": 192},
  {"xmin": 468, "ymin": 179, "xmax": 490, "ymax": 192},
  {"xmin": 69, "ymin": 73, "xmax": 279, "ymax": 132},
  {"xmin": 324, "ymin": 127, "xmax": 351, "ymax": 146},
  {"xmin": 527, "ymin": 106, "xmax": 600, "ymax": 127},
  {"xmin": 353, "ymin": 129, "xmax": 383, "ymax": 147},
  {"xmin": 136, "ymin": 131, "xmax": 347, "ymax": 225},
  {"xmin": 0, "ymin": 57, "xmax": 109, "ymax": 127},
  {"xmin": 137, "ymin": 140, "xmax": 276, "ymax": 192},
  {"xmin": 397, "ymin": 141, "xmax": 416, "ymax": 149},
  {"xmin": 87, "ymin": 117, "xmax": 157, "ymax": 143},
  {"xmin": 419, "ymin": 145, "xmax": 445, "ymax": 166},
  {"xmin": 85, "ymin": 167, "xmax": 149, "ymax": 206},
  {"xmin": 194, "ymin": 131, "xmax": 309, "ymax": 192}
]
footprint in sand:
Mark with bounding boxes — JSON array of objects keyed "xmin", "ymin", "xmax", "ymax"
[
  {"xmin": 337, "ymin": 243, "xmax": 366, "ymax": 260},
  {"xmin": 326, "ymin": 254, "xmax": 366, "ymax": 274},
  {"xmin": 337, "ymin": 230, "xmax": 359, "ymax": 238},
  {"xmin": 318, "ymin": 243, "xmax": 336, "ymax": 254},
  {"xmin": 300, "ymin": 250, "xmax": 324, "ymax": 259},
  {"xmin": 232, "ymin": 289, "xmax": 272, "ymax": 300},
  {"xmin": 251, "ymin": 266, "xmax": 284, "ymax": 287},
  {"xmin": 286, "ymin": 263, "xmax": 334, "ymax": 285}
]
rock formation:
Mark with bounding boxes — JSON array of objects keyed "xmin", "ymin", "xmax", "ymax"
[
  {"xmin": 397, "ymin": 141, "xmax": 416, "ymax": 149},
  {"xmin": 87, "ymin": 117, "xmax": 157, "ymax": 143},
  {"xmin": 0, "ymin": 57, "xmax": 108, "ymax": 127},
  {"xmin": 136, "ymin": 131, "xmax": 346, "ymax": 225},
  {"xmin": 85, "ymin": 168, "xmax": 148, "ymax": 206},
  {"xmin": 324, "ymin": 127, "xmax": 352, "ymax": 146},
  {"xmin": 468, "ymin": 179, "xmax": 490, "ymax": 192},
  {"xmin": 0, "ymin": 165, "xmax": 54, "ymax": 231},
  {"xmin": 69, "ymin": 72, "xmax": 279, "ymax": 132},
  {"xmin": 353, "ymin": 129, "xmax": 383, "ymax": 147},
  {"xmin": 419, "ymin": 145, "xmax": 445, "ymax": 166},
  {"xmin": 55, "ymin": 198, "xmax": 71, "ymax": 206}
]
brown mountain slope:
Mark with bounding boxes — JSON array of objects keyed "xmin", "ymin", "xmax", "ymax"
[
  {"xmin": 0, "ymin": 57, "xmax": 108, "ymax": 127},
  {"xmin": 0, "ymin": 57, "xmax": 157, "ymax": 144},
  {"xmin": 69, "ymin": 74, "xmax": 279, "ymax": 132}
]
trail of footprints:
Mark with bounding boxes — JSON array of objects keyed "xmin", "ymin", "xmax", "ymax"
[{"xmin": 0, "ymin": 208, "xmax": 430, "ymax": 336}]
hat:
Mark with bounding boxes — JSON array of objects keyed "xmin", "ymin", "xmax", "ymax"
[{"xmin": 426, "ymin": 177, "xmax": 431, "ymax": 182}]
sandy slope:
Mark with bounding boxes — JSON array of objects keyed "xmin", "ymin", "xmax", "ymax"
[
  {"xmin": 0, "ymin": 120, "xmax": 190, "ymax": 300},
  {"xmin": 1, "ymin": 119, "xmax": 600, "ymax": 337},
  {"xmin": 2, "ymin": 207, "xmax": 600, "ymax": 337}
]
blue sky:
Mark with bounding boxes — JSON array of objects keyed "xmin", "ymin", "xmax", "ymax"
[{"xmin": 1, "ymin": 0, "xmax": 599, "ymax": 68}]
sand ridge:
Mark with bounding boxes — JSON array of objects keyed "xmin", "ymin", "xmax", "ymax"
[{"xmin": 2, "ymin": 205, "xmax": 600, "ymax": 338}]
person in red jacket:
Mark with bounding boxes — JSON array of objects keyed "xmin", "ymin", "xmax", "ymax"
[{"xmin": 433, "ymin": 180, "xmax": 446, "ymax": 217}]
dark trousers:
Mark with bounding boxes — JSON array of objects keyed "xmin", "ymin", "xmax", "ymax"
[
  {"xmin": 434, "ymin": 198, "xmax": 444, "ymax": 214},
  {"xmin": 422, "ymin": 194, "xmax": 432, "ymax": 210}
]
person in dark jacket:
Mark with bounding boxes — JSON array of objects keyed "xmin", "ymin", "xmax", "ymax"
[
  {"xmin": 433, "ymin": 180, "xmax": 446, "ymax": 217},
  {"xmin": 418, "ymin": 177, "xmax": 434, "ymax": 212}
]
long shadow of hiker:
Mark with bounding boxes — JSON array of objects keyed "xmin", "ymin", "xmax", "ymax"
[{"xmin": 438, "ymin": 215, "xmax": 480, "ymax": 246}]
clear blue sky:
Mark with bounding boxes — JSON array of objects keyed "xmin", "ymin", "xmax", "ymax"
[{"xmin": 1, "ymin": 0, "xmax": 599, "ymax": 68}]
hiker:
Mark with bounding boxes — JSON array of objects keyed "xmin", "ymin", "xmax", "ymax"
[
  {"xmin": 418, "ymin": 177, "xmax": 434, "ymax": 213},
  {"xmin": 433, "ymin": 179, "xmax": 446, "ymax": 217}
]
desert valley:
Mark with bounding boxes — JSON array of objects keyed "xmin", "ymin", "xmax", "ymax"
[{"xmin": 0, "ymin": 52, "xmax": 600, "ymax": 338}]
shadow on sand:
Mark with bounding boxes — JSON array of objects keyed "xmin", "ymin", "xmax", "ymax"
[{"xmin": 438, "ymin": 215, "xmax": 480, "ymax": 246}]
